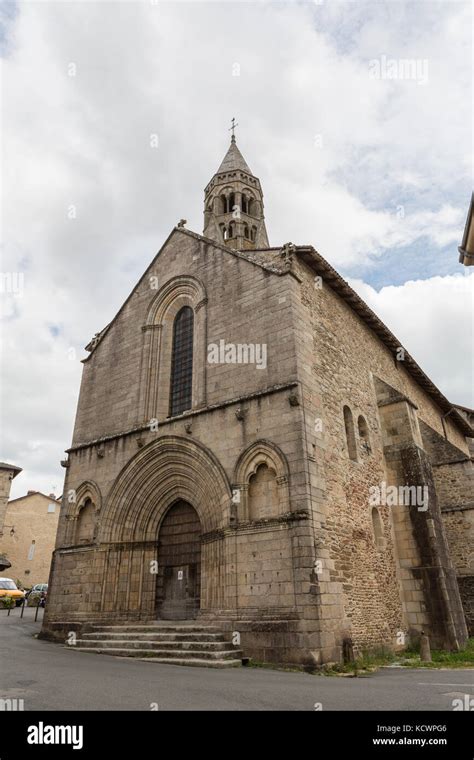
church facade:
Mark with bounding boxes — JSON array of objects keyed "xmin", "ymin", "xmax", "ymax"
[{"xmin": 42, "ymin": 136, "xmax": 473, "ymax": 665}]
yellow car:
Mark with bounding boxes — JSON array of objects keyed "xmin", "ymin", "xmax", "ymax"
[{"xmin": 0, "ymin": 578, "xmax": 25, "ymax": 607}]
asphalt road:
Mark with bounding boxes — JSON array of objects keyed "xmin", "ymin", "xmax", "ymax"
[{"xmin": 1, "ymin": 611, "xmax": 473, "ymax": 711}]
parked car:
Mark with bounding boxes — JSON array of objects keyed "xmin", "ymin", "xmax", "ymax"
[
  {"xmin": 0, "ymin": 578, "xmax": 26, "ymax": 607},
  {"xmin": 26, "ymin": 583, "xmax": 48, "ymax": 607}
]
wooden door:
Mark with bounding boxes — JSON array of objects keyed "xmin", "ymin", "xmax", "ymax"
[{"xmin": 156, "ymin": 501, "xmax": 201, "ymax": 620}]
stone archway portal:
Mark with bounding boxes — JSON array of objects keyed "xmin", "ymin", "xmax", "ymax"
[{"xmin": 156, "ymin": 500, "xmax": 202, "ymax": 620}]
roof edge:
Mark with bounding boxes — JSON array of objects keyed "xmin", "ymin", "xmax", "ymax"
[
  {"xmin": 0, "ymin": 463, "xmax": 22, "ymax": 478},
  {"xmin": 82, "ymin": 227, "xmax": 283, "ymax": 360},
  {"xmin": 297, "ymin": 246, "xmax": 473, "ymax": 438},
  {"xmin": 8, "ymin": 491, "xmax": 61, "ymax": 505}
]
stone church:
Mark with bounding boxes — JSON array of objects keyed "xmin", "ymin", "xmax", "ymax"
[{"xmin": 42, "ymin": 134, "xmax": 473, "ymax": 666}]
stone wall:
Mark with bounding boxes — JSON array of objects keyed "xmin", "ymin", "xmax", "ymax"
[
  {"xmin": 291, "ymin": 255, "xmax": 469, "ymax": 654},
  {"xmin": 0, "ymin": 466, "xmax": 18, "ymax": 538}
]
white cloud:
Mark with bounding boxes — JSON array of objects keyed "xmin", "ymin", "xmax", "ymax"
[
  {"xmin": 349, "ymin": 273, "xmax": 474, "ymax": 407},
  {"xmin": 0, "ymin": 0, "xmax": 472, "ymax": 498}
]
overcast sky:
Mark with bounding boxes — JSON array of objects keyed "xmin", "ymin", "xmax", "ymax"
[{"xmin": 1, "ymin": 0, "xmax": 472, "ymax": 500}]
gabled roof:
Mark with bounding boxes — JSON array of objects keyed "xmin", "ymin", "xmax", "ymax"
[
  {"xmin": 82, "ymin": 226, "xmax": 282, "ymax": 360},
  {"xmin": 215, "ymin": 137, "xmax": 252, "ymax": 175}
]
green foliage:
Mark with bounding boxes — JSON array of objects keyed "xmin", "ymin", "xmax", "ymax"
[
  {"xmin": 323, "ymin": 639, "xmax": 474, "ymax": 675},
  {"xmin": 0, "ymin": 596, "xmax": 15, "ymax": 610},
  {"xmin": 325, "ymin": 647, "xmax": 398, "ymax": 676},
  {"xmin": 399, "ymin": 638, "xmax": 474, "ymax": 669}
]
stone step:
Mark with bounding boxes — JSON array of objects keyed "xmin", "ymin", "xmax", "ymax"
[
  {"xmin": 72, "ymin": 623, "xmax": 243, "ymax": 668},
  {"xmin": 137, "ymin": 658, "xmax": 243, "ymax": 668},
  {"xmin": 89, "ymin": 625, "xmax": 222, "ymax": 634},
  {"xmin": 75, "ymin": 639, "xmax": 232, "ymax": 651},
  {"xmin": 82, "ymin": 631, "xmax": 227, "ymax": 642},
  {"xmin": 72, "ymin": 646, "xmax": 243, "ymax": 661}
]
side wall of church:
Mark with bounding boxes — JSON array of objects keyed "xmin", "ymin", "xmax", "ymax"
[{"xmin": 290, "ymin": 256, "xmax": 469, "ymax": 656}]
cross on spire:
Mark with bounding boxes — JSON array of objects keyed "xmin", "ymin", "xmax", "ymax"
[{"xmin": 229, "ymin": 117, "xmax": 239, "ymax": 142}]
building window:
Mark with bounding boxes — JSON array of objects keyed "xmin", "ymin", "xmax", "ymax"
[
  {"xmin": 371, "ymin": 507, "xmax": 385, "ymax": 550},
  {"xmin": 343, "ymin": 405, "xmax": 357, "ymax": 461},
  {"xmin": 169, "ymin": 306, "xmax": 194, "ymax": 416},
  {"xmin": 250, "ymin": 226, "xmax": 257, "ymax": 242},
  {"xmin": 358, "ymin": 415, "xmax": 371, "ymax": 454},
  {"xmin": 27, "ymin": 541, "xmax": 36, "ymax": 561},
  {"xmin": 242, "ymin": 194, "xmax": 248, "ymax": 214},
  {"xmin": 244, "ymin": 224, "xmax": 249, "ymax": 239},
  {"xmin": 47, "ymin": 503, "xmax": 56, "ymax": 513}
]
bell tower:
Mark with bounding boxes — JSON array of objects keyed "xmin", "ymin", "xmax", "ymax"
[{"xmin": 203, "ymin": 127, "xmax": 269, "ymax": 250}]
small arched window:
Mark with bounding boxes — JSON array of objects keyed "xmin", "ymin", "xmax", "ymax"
[
  {"xmin": 229, "ymin": 222, "xmax": 235, "ymax": 238},
  {"xmin": 343, "ymin": 405, "xmax": 357, "ymax": 462},
  {"xmin": 228, "ymin": 193, "xmax": 235, "ymax": 213},
  {"xmin": 242, "ymin": 194, "xmax": 248, "ymax": 214},
  {"xmin": 371, "ymin": 507, "xmax": 385, "ymax": 550},
  {"xmin": 243, "ymin": 224, "xmax": 249, "ymax": 239},
  {"xmin": 358, "ymin": 415, "xmax": 371, "ymax": 454},
  {"xmin": 169, "ymin": 306, "xmax": 194, "ymax": 416}
]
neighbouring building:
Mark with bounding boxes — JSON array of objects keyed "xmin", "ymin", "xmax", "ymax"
[
  {"xmin": 42, "ymin": 135, "xmax": 473, "ymax": 665},
  {"xmin": 0, "ymin": 491, "xmax": 61, "ymax": 587},
  {"xmin": 0, "ymin": 462, "xmax": 22, "ymax": 571}
]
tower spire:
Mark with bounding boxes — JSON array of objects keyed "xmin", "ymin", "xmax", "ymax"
[{"xmin": 203, "ymin": 132, "xmax": 269, "ymax": 250}]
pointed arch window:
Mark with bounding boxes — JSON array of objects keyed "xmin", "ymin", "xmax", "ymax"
[{"xmin": 169, "ymin": 306, "xmax": 194, "ymax": 416}]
